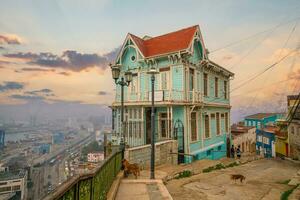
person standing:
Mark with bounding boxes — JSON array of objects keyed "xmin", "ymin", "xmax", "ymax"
[
  {"xmin": 236, "ymin": 145, "xmax": 241, "ymax": 159},
  {"xmin": 230, "ymin": 145, "xmax": 235, "ymax": 158}
]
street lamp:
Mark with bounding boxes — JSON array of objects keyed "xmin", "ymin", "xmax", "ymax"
[
  {"xmin": 147, "ymin": 66, "xmax": 159, "ymax": 179},
  {"xmin": 111, "ymin": 64, "xmax": 132, "ymax": 158}
]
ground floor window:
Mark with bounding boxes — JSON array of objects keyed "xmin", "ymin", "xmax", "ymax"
[
  {"xmin": 158, "ymin": 112, "xmax": 171, "ymax": 139},
  {"xmin": 263, "ymin": 137, "xmax": 269, "ymax": 145},
  {"xmin": 159, "ymin": 113, "xmax": 168, "ymax": 138},
  {"xmin": 205, "ymin": 114, "xmax": 210, "ymax": 138},
  {"xmin": 191, "ymin": 112, "xmax": 197, "ymax": 141}
]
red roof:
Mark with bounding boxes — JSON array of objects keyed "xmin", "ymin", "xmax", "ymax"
[{"xmin": 129, "ymin": 25, "xmax": 198, "ymax": 58}]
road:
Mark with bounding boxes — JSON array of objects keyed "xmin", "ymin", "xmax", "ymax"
[{"xmin": 166, "ymin": 159, "xmax": 299, "ymax": 200}]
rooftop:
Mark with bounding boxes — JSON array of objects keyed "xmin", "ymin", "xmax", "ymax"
[
  {"xmin": 129, "ymin": 25, "xmax": 198, "ymax": 58},
  {"xmin": 231, "ymin": 125, "xmax": 255, "ymax": 135},
  {"xmin": 245, "ymin": 113, "xmax": 278, "ymax": 120},
  {"xmin": 0, "ymin": 170, "xmax": 26, "ymax": 181}
]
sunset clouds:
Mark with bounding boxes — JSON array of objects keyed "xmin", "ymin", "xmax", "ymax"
[
  {"xmin": 4, "ymin": 48, "xmax": 118, "ymax": 71},
  {"xmin": 0, "ymin": 34, "xmax": 22, "ymax": 45},
  {"xmin": 0, "ymin": 0, "xmax": 299, "ymax": 122}
]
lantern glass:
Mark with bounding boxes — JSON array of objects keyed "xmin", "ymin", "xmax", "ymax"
[
  {"xmin": 125, "ymin": 71, "xmax": 133, "ymax": 83},
  {"xmin": 111, "ymin": 66, "xmax": 120, "ymax": 80}
]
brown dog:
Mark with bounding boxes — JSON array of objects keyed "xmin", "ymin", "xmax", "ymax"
[
  {"xmin": 122, "ymin": 159, "xmax": 140, "ymax": 179},
  {"xmin": 230, "ymin": 174, "xmax": 246, "ymax": 183}
]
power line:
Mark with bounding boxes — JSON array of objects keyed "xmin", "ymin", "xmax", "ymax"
[
  {"xmin": 210, "ymin": 16, "xmax": 300, "ymax": 54},
  {"xmin": 230, "ymin": 48, "xmax": 299, "ymax": 93},
  {"xmin": 242, "ymin": 20, "xmax": 299, "ymax": 111}
]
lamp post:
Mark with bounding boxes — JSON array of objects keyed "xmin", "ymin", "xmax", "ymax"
[
  {"xmin": 147, "ymin": 66, "xmax": 159, "ymax": 179},
  {"xmin": 111, "ymin": 64, "xmax": 132, "ymax": 158}
]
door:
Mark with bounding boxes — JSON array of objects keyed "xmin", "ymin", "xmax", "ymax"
[
  {"xmin": 146, "ymin": 109, "xmax": 151, "ymax": 144},
  {"xmin": 173, "ymin": 120, "xmax": 184, "ymax": 164},
  {"xmin": 285, "ymin": 143, "xmax": 289, "ymax": 156}
]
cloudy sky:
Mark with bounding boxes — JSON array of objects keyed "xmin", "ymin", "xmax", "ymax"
[{"xmin": 0, "ymin": 0, "xmax": 299, "ymax": 122}]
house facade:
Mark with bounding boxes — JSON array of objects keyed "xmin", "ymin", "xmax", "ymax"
[
  {"xmin": 244, "ymin": 113, "xmax": 281, "ymax": 129},
  {"xmin": 275, "ymin": 119, "xmax": 289, "ymax": 157},
  {"xmin": 231, "ymin": 125, "xmax": 256, "ymax": 155},
  {"xmin": 111, "ymin": 25, "xmax": 234, "ymax": 163},
  {"xmin": 256, "ymin": 127, "xmax": 276, "ymax": 158}
]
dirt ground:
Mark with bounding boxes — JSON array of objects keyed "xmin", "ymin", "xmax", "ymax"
[{"xmin": 165, "ymin": 159, "xmax": 300, "ymax": 200}]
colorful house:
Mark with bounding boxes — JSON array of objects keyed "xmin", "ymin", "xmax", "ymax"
[
  {"xmin": 274, "ymin": 119, "xmax": 289, "ymax": 157},
  {"xmin": 111, "ymin": 25, "xmax": 234, "ymax": 163},
  {"xmin": 231, "ymin": 125, "xmax": 256, "ymax": 155},
  {"xmin": 244, "ymin": 113, "xmax": 282, "ymax": 129},
  {"xmin": 256, "ymin": 127, "xmax": 276, "ymax": 158}
]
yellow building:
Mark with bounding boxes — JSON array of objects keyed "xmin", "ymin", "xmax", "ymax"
[{"xmin": 275, "ymin": 120, "xmax": 289, "ymax": 157}]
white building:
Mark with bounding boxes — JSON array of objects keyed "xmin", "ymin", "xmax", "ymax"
[
  {"xmin": 231, "ymin": 125, "xmax": 256, "ymax": 155},
  {"xmin": 0, "ymin": 170, "xmax": 27, "ymax": 200},
  {"xmin": 87, "ymin": 152, "xmax": 104, "ymax": 163}
]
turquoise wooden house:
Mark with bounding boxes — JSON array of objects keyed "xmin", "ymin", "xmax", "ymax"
[
  {"xmin": 111, "ymin": 25, "xmax": 234, "ymax": 163},
  {"xmin": 244, "ymin": 113, "xmax": 282, "ymax": 130}
]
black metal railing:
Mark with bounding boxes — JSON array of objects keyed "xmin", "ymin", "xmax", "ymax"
[{"xmin": 43, "ymin": 151, "xmax": 122, "ymax": 200}]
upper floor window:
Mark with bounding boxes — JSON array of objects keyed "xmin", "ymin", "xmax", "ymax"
[
  {"xmin": 216, "ymin": 112, "xmax": 220, "ymax": 135},
  {"xmin": 215, "ymin": 77, "xmax": 218, "ymax": 97},
  {"xmin": 130, "ymin": 74, "xmax": 138, "ymax": 93},
  {"xmin": 189, "ymin": 68, "xmax": 194, "ymax": 91},
  {"xmin": 257, "ymin": 135, "xmax": 262, "ymax": 142},
  {"xmin": 224, "ymin": 81, "xmax": 228, "ymax": 99},
  {"xmin": 205, "ymin": 114, "xmax": 210, "ymax": 138},
  {"xmin": 160, "ymin": 69, "xmax": 170, "ymax": 90},
  {"xmin": 204, "ymin": 73, "xmax": 208, "ymax": 96},
  {"xmin": 191, "ymin": 112, "xmax": 197, "ymax": 141}
]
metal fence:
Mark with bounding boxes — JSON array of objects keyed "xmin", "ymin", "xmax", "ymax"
[{"xmin": 43, "ymin": 151, "xmax": 122, "ymax": 200}]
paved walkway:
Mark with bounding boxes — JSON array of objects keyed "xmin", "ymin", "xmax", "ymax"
[
  {"xmin": 115, "ymin": 155, "xmax": 261, "ymax": 200},
  {"xmin": 115, "ymin": 179, "xmax": 173, "ymax": 200}
]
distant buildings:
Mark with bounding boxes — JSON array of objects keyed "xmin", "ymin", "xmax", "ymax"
[
  {"xmin": 231, "ymin": 125, "xmax": 256, "ymax": 155},
  {"xmin": 244, "ymin": 113, "xmax": 282, "ymax": 129},
  {"xmin": 0, "ymin": 169, "xmax": 27, "ymax": 200},
  {"xmin": 0, "ymin": 129, "xmax": 5, "ymax": 150},
  {"xmin": 39, "ymin": 143, "xmax": 51, "ymax": 154},
  {"xmin": 52, "ymin": 132, "xmax": 64, "ymax": 144},
  {"xmin": 87, "ymin": 152, "xmax": 104, "ymax": 163},
  {"xmin": 256, "ymin": 127, "xmax": 276, "ymax": 158}
]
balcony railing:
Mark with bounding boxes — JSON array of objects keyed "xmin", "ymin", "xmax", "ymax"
[
  {"xmin": 115, "ymin": 89, "xmax": 203, "ymax": 103},
  {"xmin": 123, "ymin": 119, "xmax": 174, "ymax": 148},
  {"xmin": 43, "ymin": 151, "xmax": 122, "ymax": 200}
]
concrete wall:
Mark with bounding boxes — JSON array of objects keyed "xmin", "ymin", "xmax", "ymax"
[
  {"xmin": 124, "ymin": 140, "xmax": 178, "ymax": 169},
  {"xmin": 289, "ymin": 121, "xmax": 300, "ymax": 160},
  {"xmin": 232, "ymin": 127, "xmax": 256, "ymax": 155}
]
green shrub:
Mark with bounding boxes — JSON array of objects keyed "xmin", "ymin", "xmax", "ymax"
[
  {"xmin": 277, "ymin": 179, "xmax": 290, "ymax": 185},
  {"xmin": 175, "ymin": 170, "xmax": 192, "ymax": 179},
  {"xmin": 281, "ymin": 184, "xmax": 299, "ymax": 200},
  {"xmin": 202, "ymin": 166, "xmax": 215, "ymax": 173},
  {"xmin": 226, "ymin": 162, "xmax": 239, "ymax": 168},
  {"xmin": 215, "ymin": 163, "xmax": 226, "ymax": 170}
]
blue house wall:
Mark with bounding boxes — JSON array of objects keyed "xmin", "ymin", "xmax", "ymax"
[
  {"xmin": 245, "ymin": 115, "xmax": 278, "ymax": 129},
  {"xmin": 256, "ymin": 129, "xmax": 275, "ymax": 158}
]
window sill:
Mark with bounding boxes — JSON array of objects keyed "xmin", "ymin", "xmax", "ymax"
[{"xmin": 190, "ymin": 140, "xmax": 201, "ymax": 144}]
